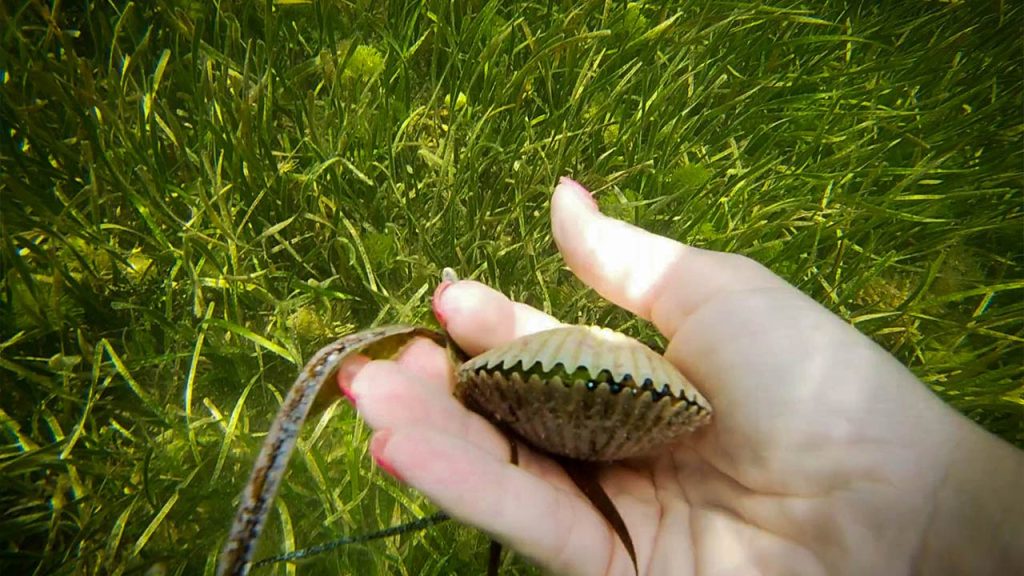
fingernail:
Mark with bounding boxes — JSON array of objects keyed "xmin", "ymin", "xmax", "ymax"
[
  {"xmin": 432, "ymin": 280, "xmax": 453, "ymax": 329},
  {"xmin": 340, "ymin": 383, "xmax": 357, "ymax": 406},
  {"xmin": 370, "ymin": 431, "xmax": 403, "ymax": 481},
  {"xmin": 337, "ymin": 357, "xmax": 368, "ymax": 406},
  {"xmin": 557, "ymin": 176, "xmax": 599, "ymax": 211}
]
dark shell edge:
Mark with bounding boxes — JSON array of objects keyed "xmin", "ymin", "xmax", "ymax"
[
  {"xmin": 471, "ymin": 358, "xmax": 709, "ymax": 414},
  {"xmin": 455, "ymin": 367, "xmax": 712, "ymax": 461}
]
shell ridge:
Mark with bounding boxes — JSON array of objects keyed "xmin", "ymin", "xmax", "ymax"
[{"xmin": 547, "ymin": 328, "xmax": 577, "ymax": 374}]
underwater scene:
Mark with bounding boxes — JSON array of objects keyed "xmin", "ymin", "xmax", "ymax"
[{"xmin": 2, "ymin": 1, "xmax": 1021, "ymax": 574}]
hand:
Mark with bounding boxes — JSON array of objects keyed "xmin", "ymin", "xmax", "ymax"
[{"xmin": 339, "ymin": 178, "xmax": 1024, "ymax": 575}]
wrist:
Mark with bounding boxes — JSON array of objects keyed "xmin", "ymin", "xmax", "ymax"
[{"xmin": 914, "ymin": 414, "xmax": 1024, "ymax": 575}]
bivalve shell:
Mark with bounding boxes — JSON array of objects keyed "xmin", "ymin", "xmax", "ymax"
[{"xmin": 456, "ymin": 326, "xmax": 711, "ymax": 461}]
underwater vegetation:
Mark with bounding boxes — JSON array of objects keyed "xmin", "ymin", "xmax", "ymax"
[{"xmin": 1, "ymin": 0, "xmax": 1020, "ymax": 574}]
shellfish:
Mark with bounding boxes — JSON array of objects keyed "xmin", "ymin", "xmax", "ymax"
[
  {"xmin": 458, "ymin": 324, "xmax": 710, "ymax": 461},
  {"xmin": 218, "ymin": 275, "xmax": 712, "ymax": 576}
]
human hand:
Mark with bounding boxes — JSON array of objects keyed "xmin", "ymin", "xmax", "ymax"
[{"xmin": 339, "ymin": 178, "xmax": 1023, "ymax": 575}]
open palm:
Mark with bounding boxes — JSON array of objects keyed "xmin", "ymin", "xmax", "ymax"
[{"xmin": 340, "ymin": 178, "xmax": 1006, "ymax": 575}]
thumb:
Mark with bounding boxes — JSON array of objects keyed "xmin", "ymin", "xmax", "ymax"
[{"xmin": 550, "ymin": 177, "xmax": 788, "ymax": 338}]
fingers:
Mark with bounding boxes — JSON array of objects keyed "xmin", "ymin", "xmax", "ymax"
[
  {"xmin": 433, "ymin": 279, "xmax": 563, "ymax": 356},
  {"xmin": 392, "ymin": 336, "xmax": 454, "ymax": 392},
  {"xmin": 372, "ymin": 426, "xmax": 617, "ymax": 576},
  {"xmin": 338, "ymin": 337, "xmax": 573, "ymax": 488},
  {"xmin": 343, "ymin": 339, "xmax": 512, "ymax": 460},
  {"xmin": 332, "ymin": 331, "xmax": 627, "ymax": 574},
  {"xmin": 550, "ymin": 177, "xmax": 790, "ymax": 338},
  {"xmin": 336, "ymin": 337, "xmax": 451, "ymax": 403}
]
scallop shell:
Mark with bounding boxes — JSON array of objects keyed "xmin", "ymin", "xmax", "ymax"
[{"xmin": 456, "ymin": 326, "xmax": 711, "ymax": 461}]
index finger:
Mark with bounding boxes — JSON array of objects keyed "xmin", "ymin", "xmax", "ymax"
[{"xmin": 433, "ymin": 279, "xmax": 564, "ymax": 357}]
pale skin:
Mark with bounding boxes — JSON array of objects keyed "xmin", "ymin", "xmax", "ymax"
[{"xmin": 338, "ymin": 177, "xmax": 1024, "ymax": 575}]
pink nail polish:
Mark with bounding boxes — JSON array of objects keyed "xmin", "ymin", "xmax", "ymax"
[
  {"xmin": 370, "ymin": 431, "xmax": 403, "ymax": 481},
  {"xmin": 558, "ymin": 176, "xmax": 599, "ymax": 210},
  {"xmin": 432, "ymin": 280, "xmax": 453, "ymax": 328},
  {"xmin": 339, "ymin": 382, "xmax": 357, "ymax": 406},
  {"xmin": 337, "ymin": 358, "xmax": 365, "ymax": 406}
]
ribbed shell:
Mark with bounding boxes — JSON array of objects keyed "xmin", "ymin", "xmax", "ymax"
[{"xmin": 456, "ymin": 326, "xmax": 711, "ymax": 461}]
